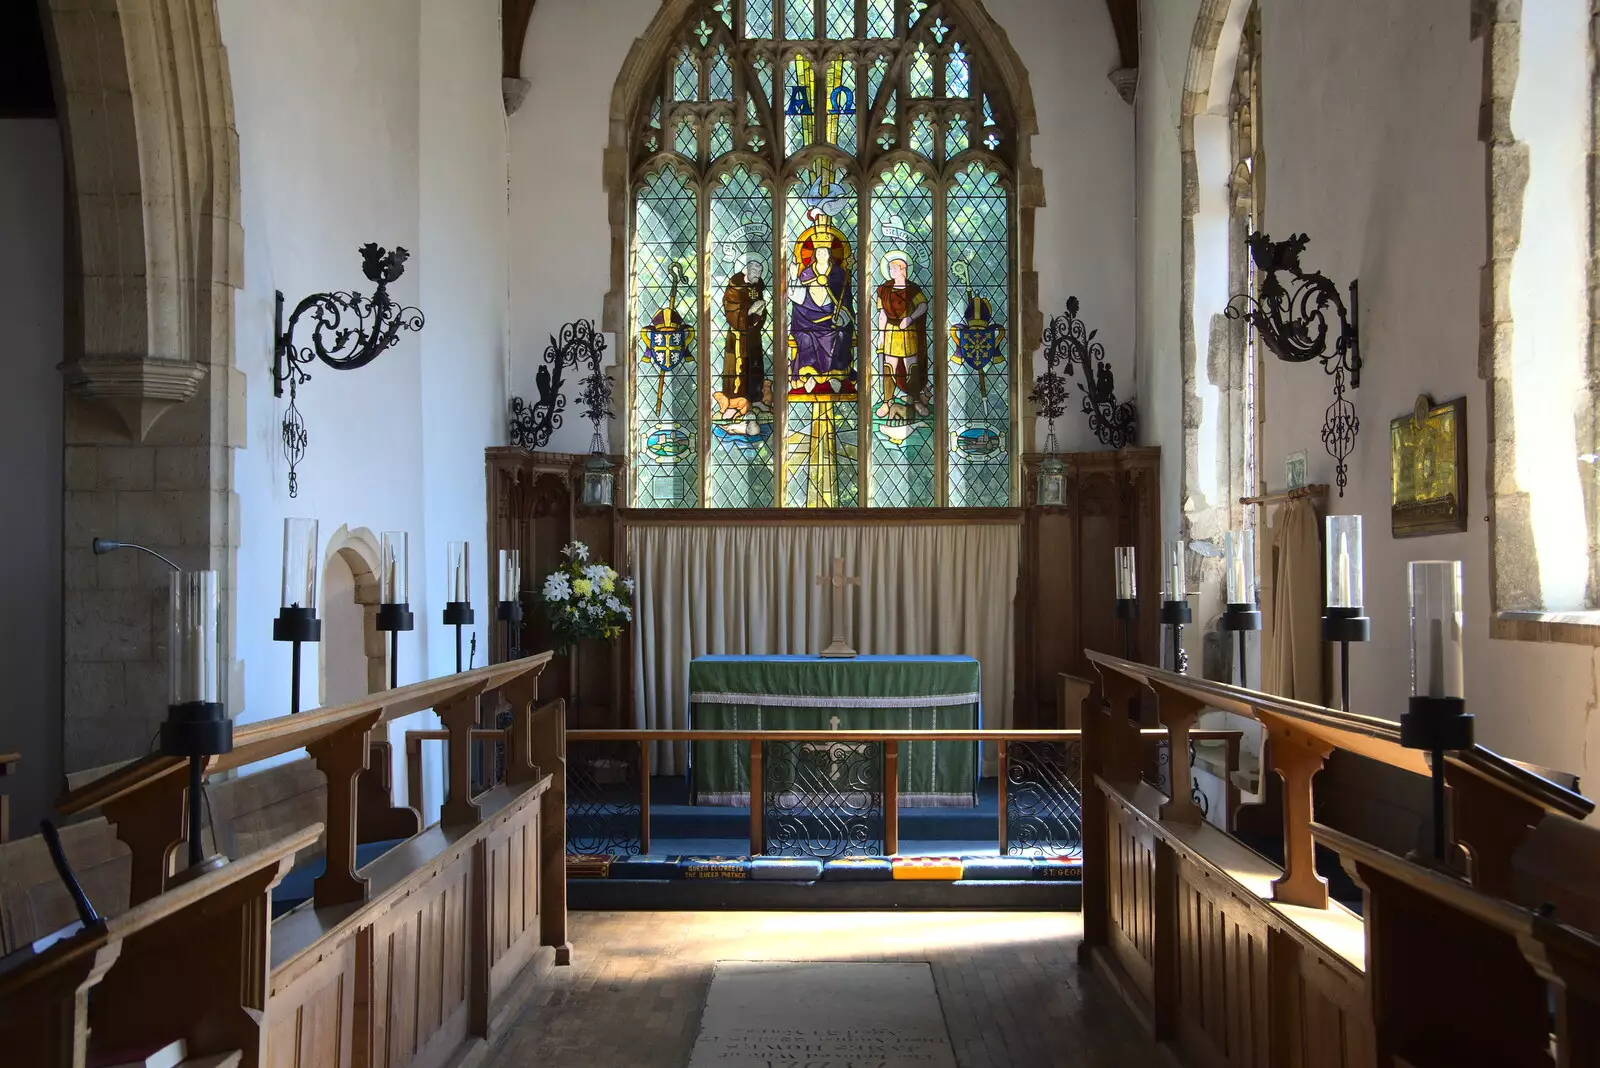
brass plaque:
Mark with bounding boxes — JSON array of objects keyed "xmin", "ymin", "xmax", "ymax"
[{"xmin": 1391, "ymin": 394, "xmax": 1467, "ymax": 537}]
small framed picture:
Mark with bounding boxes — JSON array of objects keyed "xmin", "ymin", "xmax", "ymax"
[
  {"xmin": 1285, "ymin": 451, "xmax": 1308, "ymax": 491},
  {"xmin": 1391, "ymin": 394, "xmax": 1468, "ymax": 537}
]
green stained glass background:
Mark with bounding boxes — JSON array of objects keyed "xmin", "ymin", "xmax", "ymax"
[
  {"xmin": 868, "ymin": 163, "xmax": 936, "ymax": 508},
  {"xmin": 632, "ymin": 169, "xmax": 702, "ymax": 508},
  {"xmin": 946, "ymin": 164, "xmax": 1011, "ymax": 507}
]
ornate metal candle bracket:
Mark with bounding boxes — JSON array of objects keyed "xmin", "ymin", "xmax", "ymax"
[
  {"xmin": 1037, "ymin": 296, "xmax": 1136, "ymax": 449},
  {"xmin": 272, "ymin": 244, "xmax": 425, "ymax": 497},
  {"xmin": 510, "ymin": 319, "xmax": 609, "ymax": 452},
  {"xmin": 1225, "ymin": 231, "xmax": 1361, "ymax": 495}
]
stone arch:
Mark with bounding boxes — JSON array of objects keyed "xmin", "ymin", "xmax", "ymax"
[
  {"xmin": 319, "ymin": 525, "xmax": 387, "ymax": 705},
  {"xmin": 40, "ymin": 0, "xmax": 243, "ymax": 770},
  {"xmin": 1177, "ymin": 0, "xmax": 1258, "ymax": 667},
  {"xmin": 597, "ymin": 0, "xmax": 1046, "ymax": 447}
]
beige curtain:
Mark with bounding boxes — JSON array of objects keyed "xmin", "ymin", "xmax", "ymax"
[
  {"xmin": 1260, "ymin": 499, "xmax": 1323, "ymax": 701},
  {"xmin": 628, "ymin": 522, "xmax": 1019, "ymax": 773}
]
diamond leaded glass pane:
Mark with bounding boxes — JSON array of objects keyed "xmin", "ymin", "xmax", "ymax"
[
  {"xmin": 710, "ymin": 119, "xmax": 735, "ymax": 158},
  {"xmin": 784, "ymin": 159, "xmax": 859, "ymax": 507},
  {"xmin": 708, "ymin": 167, "xmax": 777, "ymax": 507},
  {"xmin": 826, "ymin": 0, "xmax": 854, "ymax": 38},
  {"xmin": 946, "ymin": 44, "xmax": 970, "ymax": 97},
  {"xmin": 946, "ymin": 116, "xmax": 968, "ymax": 159},
  {"xmin": 910, "ymin": 112, "xmax": 935, "ymax": 157},
  {"xmin": 710, "ymin": 45, "xmax": 734, "ymax": 99},
  {"xmin": 632, "ymin": 169, "xmax": 701, "ymax": 508},
  {"xmin": 675, "ymin": 46, "xmax": 700, "ymax": 101},
  {"xmin": 867, "ymin": 0, "xmax": 895, "ymax": 37},
  {"xmin": 946, "ymin": 164, "xmax": 1011, "ymax": 507},
  {"xmin": 909, "ymin": 44, "xmax": 935, "ymax": 97},
  {"xmin": 675, "ymin": 117, "xmax": 698, "ymax": 157},
  {"xmin": 826, "ymin": 58, "xmax": 857, "ymax": 155},
  {"xmin": 786, "ymin": 55, "xmax": 816, "ymax": 154},
  {"xmin": 746, "ymin": 0, "xmax": 773, "ymax": 38},
  {"xmin": 869, "ymin": 163, "xmax": 936, "ymax": 507},
  {"xmin": 786, "ymin": 0, "xmax": 814, "ymax": 39}
]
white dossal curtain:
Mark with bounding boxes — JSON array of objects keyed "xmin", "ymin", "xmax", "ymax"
[{"xmin": 628, "ymin": 522, "xmax": 1020, "ymax": 774}]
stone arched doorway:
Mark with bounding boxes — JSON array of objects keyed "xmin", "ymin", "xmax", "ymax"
[{"xmin": 319, "ymin": 525, "xmax": 387, "ymax": 706}]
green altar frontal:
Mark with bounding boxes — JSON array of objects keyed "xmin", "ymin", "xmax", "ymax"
[{"xmin": 688, "ymin": 655, "xmax": 981, "ymax": 807}]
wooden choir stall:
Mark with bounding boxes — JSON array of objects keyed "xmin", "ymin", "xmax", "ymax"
[
  {"xmin": 0, "ymin": 655, "xmax": 568, "ymax": 1068},
  {"xmin": 1080, "ymin": 652, "xmax": 1600, "ymax": 1068}
]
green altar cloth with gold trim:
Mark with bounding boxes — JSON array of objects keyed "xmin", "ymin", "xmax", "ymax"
[{"xmin": 688, "ymin": 655, "xmax": 980, "ymax": 807}]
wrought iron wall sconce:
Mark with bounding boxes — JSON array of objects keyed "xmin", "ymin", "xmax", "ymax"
[
  {"xmin": 510, "ymin": 319, "xmax": 609, "ymax": 454},
  {"xmin": 273, "ymin": 244, "xmax": 426, "ymax": 497},
  {"xmin": 1038, "ymin": 296, "xmax": 1136, "ymax": 450},
  {"xmin": 1225, "ymin": 232, "xmax": 1361, "ymax": 496}
]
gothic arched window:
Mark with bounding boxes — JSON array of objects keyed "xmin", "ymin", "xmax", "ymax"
[{"xmin": 628, "ymin": 0, "xmax": 1019, "ymax": 509}]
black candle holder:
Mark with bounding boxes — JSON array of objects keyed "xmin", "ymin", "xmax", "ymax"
[
  {"xmin": 443, "ymin": 601, "xmax": 475, "ymax": 673},
  {"xmin": 1321, "ymin": 607, "xmax": 1370, "ymax": 714},
  {"xmin": 161, "ymin": 699, "xmax": 232, "ymax": 877},
  {"xmin": 1160, "ymin": 599, "xmax": 1191, "ymax": 673},
  {"xmin": 273, "ymin": 606, "xmax": 322, "ymax": 715},
  {"xmin": 497, "ymin": 598, "xmax": 524, "ymax": 660},
  {"xmin": 1401, "ymin": 696, "xmax": 1474, "ymax": 862},
  {"xmin": 376, "ymin": 602, "xmax": 415, "ymax": 689},
  {"xmin": 1115, "ymin": 598, "xmax": 1139, "ymax": 661},
  {"xmin": 1221, "ymin": 602, "xmax": 1262, "ymax": 688}
]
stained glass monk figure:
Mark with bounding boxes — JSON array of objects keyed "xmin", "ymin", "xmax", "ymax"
[
  {"xmin": 788, "ymin": 230, "xmax": 855, "ymax": 389},
  {"xmin": 715, "ymin": 259, "xmax": 768, "ymax": 418},
  {"xmin": 874, "ymin": 252, "xmax": 929, "ymax": 418}
]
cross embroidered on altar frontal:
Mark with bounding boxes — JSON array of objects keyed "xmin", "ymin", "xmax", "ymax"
[{"xmin": 816, "ymin": 556, "xmax": 859, "ymax": 658}]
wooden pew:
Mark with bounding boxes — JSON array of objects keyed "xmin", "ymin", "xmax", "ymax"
[
  {"xmin": 1079, "ymin": 651, "xmax": 1593, "ymax": 1068},
  {"xmin": 41, "ymin": 657, "xmax": 564, "ymax": 1068},
  {"xmin": 0, "ymin": 825, "xmax": 317, "ymax": 1068},
  {"xmin": 0, "ymin": 817, "xmax": 130, "ymax": 955}
]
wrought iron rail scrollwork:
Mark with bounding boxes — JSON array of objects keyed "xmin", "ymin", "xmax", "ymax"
[
  {"xmin": 1143, "ymin": 738, "xmax": 1208, "ymax": 818},
  {"xmin": 763, "ymin": 740, "xmax": 884, "ymax": 859},
  {"xmin": 1225, "ymin": 231, "xmax": 1361, "ymax": 495},
  {"xmin": 272, "ymin": 244, "xmax": 425, "ymax": 497},
  {"xmin": 1005, "ymin": 740, "xmax": 1084, "ymax": 857},
  {"xmin": 510, "ymin": 319, "xmax": 609, "ymax": 452},
  {"xmin": 1039, "ymin": 296, "xmax": 1136, "ymax": 449},
  {"xmin": 566, "ymin": 740, "xmax": 644, "ymax": 857}
]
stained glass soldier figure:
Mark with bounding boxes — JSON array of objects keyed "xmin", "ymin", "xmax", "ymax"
[{"xmin": 874, "ymin": 252, "xmax": 929, "ymax": 419}]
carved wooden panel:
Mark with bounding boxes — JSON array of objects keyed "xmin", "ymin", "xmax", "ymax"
[
  {"xmin": 486, "ymin": 803, "xmax": 542, "ymax": 1002},
  {"xmin": 1282, "ymin": 939, "xmax": 1374, "ymax": 1068},
  {"xmin": 366, "ymin": 849, "xmax": 473, "ymax": 1068},
  {"xmin": 266, "ymin": 936, "xmax": 358, "ymax": 1068},
  {"xmin": 1174, "ymin": 855, "xmax": 1271, "ymax": 1068},
  {"xmin": 1106, "ymin": 794, "xmax": 1158, "ymax": 1002}
]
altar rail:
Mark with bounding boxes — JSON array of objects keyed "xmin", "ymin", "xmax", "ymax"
[
  {"xmin": 12, "ymin": 657, "xmax": 568, "ymax": 1068},
  {"xmin": 1082, "ymin": 651, "xmax": 1598, "ymax": 1068},
  {"xmin": 548, "ymin": 726, "xmax": 1240, "ymax": 860}
]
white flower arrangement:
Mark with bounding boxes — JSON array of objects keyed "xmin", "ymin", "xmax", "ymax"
[{"xmin": 537, "ymin": 541, "xmax": 632, "ymax": 645}]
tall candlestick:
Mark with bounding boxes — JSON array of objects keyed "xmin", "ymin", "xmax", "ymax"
[
  {"xmin": 1325, "ymin": 515, "xmax": 1363, "ymax": 610},
  {"xmin": 1225, "ymin": 529, "xmax": 1256, "ymax": 605},
  {"xmin": 381, "ymin": 531, "xmax": 409, "ymax": 605},
  {"xmin": 1114, "ymin": 546, "xmax": 1137, "ymax": 600},
  {"xmin": 448, "ymin": 541, "xmax": 469, "ymax": 603}
]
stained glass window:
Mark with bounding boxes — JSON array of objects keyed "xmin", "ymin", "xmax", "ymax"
[
  {"xmin": 869, "ymin": 164, "xmax": 936, "ymax": 506},
  {"xmin": 945, "ymin": 164, "xmax": 1010, "ymax": 507},
  {"xmin": 784, "ymin": 160, "xmax": 860, "ymax": 507},
  {"xmin": 708, "ymin": 167, "xmax": 777, "ymax": 507},
  {"xmin": 627, "ymin": 0, "xmax": 1020, "ymax": 510},
  {"xmin": 632, "ymin": 168, "xmax": 701, "ymax": 508}
]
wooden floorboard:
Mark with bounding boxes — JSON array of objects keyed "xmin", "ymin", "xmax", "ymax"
[{"xmin": 486, "ymin": 911, "xmax": 1170, "ymax": 1067}]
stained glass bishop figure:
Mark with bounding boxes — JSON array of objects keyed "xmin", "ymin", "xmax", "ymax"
[{"xmin": 816, "ymin": 556, "xmax": 859, "ymax": 658}]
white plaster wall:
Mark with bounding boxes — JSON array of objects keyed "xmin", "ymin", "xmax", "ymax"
[
  {"xmin": 1138, "ymin": 0, "xmax": 1600, "ymax": 800},
  {"xmin": 509, "ymin": 0, "xmax": 1135, "ymax": 459},
  {"xmin": 0, "ymin": 119, "xmax": 64, "ymax": 833},
  {"xmin": 220, "ymin": 0, "xmax": 508, "ymax": 822}
]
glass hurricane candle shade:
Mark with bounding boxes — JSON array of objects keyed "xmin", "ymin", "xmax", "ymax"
[
  {"xmin": 1037, "ymin": 456, "xmax": 1067, "ymax": 506},
  {"xmin": 170, "ymin": 570, "xmax": 220, "ymax": 706},
  {"xmin": 581, "ymin": 454, "xmax": 615, "ymax": 507},
  {"xmin": 1326, "ymin": 515, "xmax": 1364, "ymax": 610},
  {"xmin": 1114, "ymin": 546, "xmax": 1137, "ymax": 600},
  {"xmin": 280, "ymin": 518, "xmax": 319, "ymax": 610},
  {"xmin": 1225, "ymin": 529, "xmax": 1256, "ymax": 605},
  {"xmin": 381, "ymin": 531, "xmax": 409, "ymax": 605},
  {"xmin": 1163, "ymin": 540, "xmax": 1186, "ymax": 600},
  {"xmin": 448, "ymin": 541, "xmax": 470, "ymax": 603},
  {"xmin": 1409, "ymin": 561, "xmax": 1464, "ymax": 699}
]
